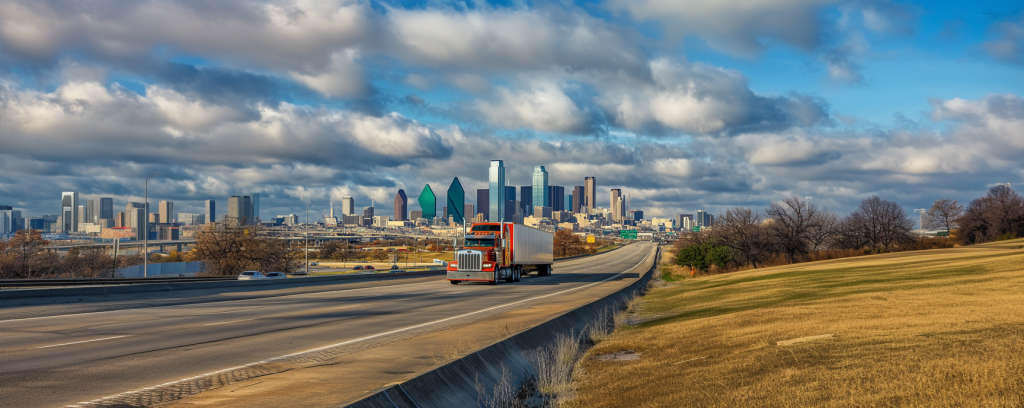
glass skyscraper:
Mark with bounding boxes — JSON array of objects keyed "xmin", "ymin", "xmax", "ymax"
[
  {"xmin": 489, "ymin": 160, "xmax": 505, "ymax": 222},
  {"xmin": 532, "ymin": 166, "xmax": 549, "ymax": 211},
  {"xmin": 447, "ymin": 177, "xmax": 465, "ymax": 223},
  {"xmin": 419, "ymin": 184, "xmax": 437, "ymax": 219}
]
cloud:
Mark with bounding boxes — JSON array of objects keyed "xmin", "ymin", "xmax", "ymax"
[
  {"xmin": 823, "ymin": 45, "xmax": 865, "ymax": 83},
  {"xmin": 606, "ymin": 0, "xmax": 835, "ymax": 55},
  {"xmin": 289, "ymin": 49, "xmax": 369, "ymax": 98},
  {"xmin": 476, "ymin": 79, "xmax": 597, "ymax": 134},
  {"xmin": 983, "ymin": 17, "xmax": 1024, "ymax": 65}
]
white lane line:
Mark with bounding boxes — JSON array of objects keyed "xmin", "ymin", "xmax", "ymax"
[
  {"xmin": 67, "ymin": 244, "xmax": 656, "ymax": 408},
  {"xmin": 6, "ymin": 244, "xmax": 642, "ymax": 325},
  {"xmin": 203, "ymin": 318, "xmax": 257, "ymax": 326},
  {"xmin": 35, "ymin": 335, "xmax": 128, "ymax": 349}
]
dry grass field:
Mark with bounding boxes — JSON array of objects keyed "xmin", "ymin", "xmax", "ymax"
[{"xmin": 573, "ymin": 239, "xmax": 1024, "ymax": 407}]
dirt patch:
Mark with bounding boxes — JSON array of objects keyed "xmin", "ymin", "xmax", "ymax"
[{"xmin": 592, "ymin": 351, "xmax": 640, "ymax": 361}]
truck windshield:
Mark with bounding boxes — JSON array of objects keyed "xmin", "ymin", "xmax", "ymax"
[
  {"xmin": 471, "ymin": 224, "xmax": 501, "ymax": 232},
  {"xmin": 465, "ymin": 238, "xmax": 495, "ymax": 247}
]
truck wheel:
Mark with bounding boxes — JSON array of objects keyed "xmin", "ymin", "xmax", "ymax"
[
  {"xmin": 490, "ymin": 270, "xmax": 498, "ymax": 285},
  {"xmin": 505, "ymin": 267, "xmax": 515, "ymax": 283},
  {"xmin": 514, "ymin": 268, "xmax": 521, "ymax": 282},
  {"xmin": 449, "ymin": 280, "xmax": 459, "ymax": 285}
]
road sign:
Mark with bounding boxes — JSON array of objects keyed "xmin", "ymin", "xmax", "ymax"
[
  {"xmin": 691, "ymin": 226, "xmax": 701, "ymax": 233},
  {"xmin": 586, "ymin": 235, "xmax": 595, "ymax": 243},
  {"xmin": 620, "ymin": 230, "xmax": 637, "ymax": 239}
]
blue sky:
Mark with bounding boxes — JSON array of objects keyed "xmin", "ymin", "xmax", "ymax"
[{"xmin": 0, "ymin": 0, "xmax": 1021, "ymax": 222}]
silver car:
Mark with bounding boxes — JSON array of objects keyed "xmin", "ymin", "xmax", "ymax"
[
  {"xmin": 265, "ymin": 272, "xmax": 287, "ymax": 279},
  {"xmin": 238, "ymin": 271, "xmax": 266, "ymax": 280}
]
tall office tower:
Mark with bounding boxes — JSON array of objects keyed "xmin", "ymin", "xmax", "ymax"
[
  {"xmin": 362, "ymin": 206, "xmax": 374, "ymax": 223},
  {"xmin": 100, "ymin": 197, "xmax": 114, "ymax": 221},
  {"xmin": 85, "ymin": 199, "xmax": 97, "ymax": 224},
  {"xmin": 0, "ymin": 205, "xmax": 12, "ymax": 233},
  {"xmin": 476, "ymin": 189, "xmax": 489, "ymax": 221},
  {"xmin": 394, "ymin": 189, "xmax": 408, "ymax": 221},
  {"xmin": 419, "ymin": 184, "xmax": 437, "ymax": 219},
  {"xmin": 447, "ymin": 177, "xmax": 465, "ymax": 224},
  {"xmin": 505, "ymin": 186, "xmax": 516, "ymax": 221},
  {"xmin": 615, "ymin": 196, "xmax": 625, "ymax": 223},
  {"xmin": 584, "ymin": 177, "xmax": 596, "ymax": 211},
  {"xmin": 205, "ymin": 199, "xmax": 216, "ymax": 224},
  {"xmin": 696, "ymin": 210, "xmax": 705, "ymax": 227},
  {"xmin": 11, "ymin": 209, "xmax": 22, "ymax": 232},
  {"xmin": 227, "ymin": 196, "xmax": 242, "ymax": 225},
  {"xmin": 242, "ymin": 196, "xmax": 253, "ymax": 225},
  {"xmin": 77, "ymin": 205, "xmax": 86, "ymax": 229},
  {"xmin": 572, "ymin": 186, "xmax": 584, "ymax": 213},
  {"xmin": 677, "ymin": 214, "xmax": 693, "ymax": 229},
  {"xmin": 549, "ymin": 186, "xmax": 564, "ymax": 212},
  {"xmin": 342, "ymin": 196, "xmax": 355, "ymax": 215},
  {"xmin": 519, "ymin": 186, "xmax": 532, "ymax": 216},
  {"xmin": 610, "ymin": 189, "xmax": 623, "ymax": 222},
  {"xmin": 126, "ymin": 202, "xmax": 146, "ymax": 239},
  {"xmin": 250, "ymin": 193, "xmax": 260, "ymax": 223},
  {"xmin": 532, "ymin": 166, "xmax": 549, "ymax": 213},
  {"xmin": 488, "ymin": 160, "xmax": 505, "ymax": 223},
  {"xmin": 159, "ymin": 201, "xmax": 174, "ymax": 224},
  {"xmin": 464, "ymin": 204, "xmax": 474, "ymax": 221}
]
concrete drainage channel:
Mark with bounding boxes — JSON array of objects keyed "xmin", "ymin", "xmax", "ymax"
[{"xmin": 344, "ymin": 246, "xmax": 659, "ymax": 408}]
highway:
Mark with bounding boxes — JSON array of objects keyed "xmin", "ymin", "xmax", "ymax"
[{"xmin": 0, "ymin": 242, "xmax": 655, "ymax": 407}]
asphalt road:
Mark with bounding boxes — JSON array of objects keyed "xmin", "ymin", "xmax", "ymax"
[{"xmin": 0, "ymin": 243, "xmax": 655, "ymax": 407}]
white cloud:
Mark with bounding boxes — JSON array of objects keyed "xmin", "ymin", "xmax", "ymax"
[
  {"xmin": 290, "ymin": 49, "xmax": 369, "ymax": 98},
  {"xmin": 476, "ymin": 80, "xmax": 591, "ymax": 133}
]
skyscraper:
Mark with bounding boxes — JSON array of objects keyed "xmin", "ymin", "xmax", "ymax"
[
  {"xmin": 489, "ymin": 160, "xmax": 505, "ymax": 222},
  {"xmin": 251, "ymin": 193, "xmax": 260, "ymax": 223},
  {"xmin": 227, "ymin": 196, "xmax": 242, "ymax": 225},
  {"xmin": 243, "ymin": 195, "xmax": 253, "ymax": 225},
  {"xmin": 447, "ymin": 177, "xmax": 465, "ymax": 224},
  {"xmin": 394, "ymin": 189, "xmax": 408, "ymax": 221},
  {"xmin": 86, "ymin": 199, "xmax": 98, "ymax": 224},
  {"xmin": 505, "ymin": 186, "xmax": 516, "ymax": 221},
  {"xmin": 159, "ymin": 201, "xmax": 174, "ymax": 224},
  {"xmin": 100, "ymin": 197, "xmax": 114, "ymax": 221},
  {"xmin": 342, "ymin": 196, "xmax": 355, "ymax": 215},
  {"xmin": 584, "ymin": 177, "xmax": 596, "ymax": 211},
  {"xmin": 464, "ymin": 204, "xmax": 474, "ymax": 221},
  {"xmin": 549, "ymin": 186, "xmax": 564, "ymax": 212},
  {"xmin": 572, "ymin": 186, "xmax": 584, "ymax": 213},
  {"xmin": 0, "ymin": 205, "xmax": 12, "ymax": 234},
  {"xmin": 61, "ymin": 192, "xmax": 79, "ymax": 232},
  {"xmin": 532, "ymin": 166, "xmax": 549, "ymax": 212},
  {"xmin": 519, "ymin": 186, "xmax": 532, "ymax": 216},
  {"xmin": 206, "ymin": 199, "xmax": 216, "ymax": 224},
  {"xmin": 126, "ymin": 202, "xmax": 146, "ymax": 239},
  {"xmin": 476, "ymin": 189, "xmax": 489, "ymax": 221},
  {"xmin": 419, "ymin": 184, "xmax": 437, "ymax": 220},
  {"xmin": 610, "ymin": 189, "xmax": 622, "ymax": 222}
]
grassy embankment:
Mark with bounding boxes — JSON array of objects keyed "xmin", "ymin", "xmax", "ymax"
[{"xmin": 573, "ymin": 239, "xmax": 1024, "ymax": 407}]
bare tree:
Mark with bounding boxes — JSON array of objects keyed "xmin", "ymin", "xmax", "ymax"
[
  {"xmin": 765, "ymin": 196, "xmax": 818, "ymax": 262},
  {"xmin": 923, "ymin": 198, "xmax": 964, "ymax": 232},
  {"xmin": 713, "ymin": 207, "xmax": 772, "ymax": 268},
  {"xmin": 847, "ymin": 196, "xmax": 915, "ymax": 251},
  {"xmin": 807, "ymin": 209, "xmax": 840, "ymax": 251},
  {"xmin": 958, "ymin": 185, "xmax": 1024, "ymax": 244},
  {"xmin": 192, "ymin": 223, "xmax": 301, "ymax": 275},
  {"xmin": 554, "ymin": 229, "xmax": 585, "ymax": 257}
]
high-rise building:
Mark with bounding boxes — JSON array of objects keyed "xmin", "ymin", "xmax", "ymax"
[
  {"xmin": 159, "ymin": 201, "xmax": 174, "ymax": 224},
  {"xmin": 572, "ymin": 186, "xmax": 584, "ymax": 213},
  {"xmin": 464, "ymin": 204, "xmax": 474, "ymax": 221},
  {"xmin": 61, "ymin": 192, "xmax": 79, "ymax": 232},
  {"xmin": 126, "ymin": 202, "xmax": 146, "ymax": 239},
  {"xmin": 505, "ymin": 186, "xmax": 516, "ymax": 221},
  {"xmin": 419, "ymin": 184, "xmax": 437, "ymax": 220},
  {"xmin": 86, "ymin": 199, "xmax": 97, "ymax": 224},
  {"xmin": 243, "ymin": 195, "xmax": 253, "ymax": 225},
  {"xmin": 342, "ymin": 196, "xmax": 355, "ymax": 215},
  {"xmin": 584, "ymin": 177, "xmax": 596, "ymax": 211},
  {"xmin": 363, "ymin": 206, "xmax": 374, "ymax": 226},
  {"xmin": 394, "ymin": 189, "xmax": 408, "ymax": 221},
  {"xmin": 695, "ymin": 210, "xmax": 715, "ymax": 227},
  {"xmin": 227, "ymin": 196, "xmax": 242, "ymax": 225},
  {"xmin": 476, "ymin": 189, "xmax": 489, "ymax": 221},
  {"xmin": 77, "ymin": 205, "xmax": 85, "ymax": 229},
  {"xmin": 251, "ymin": 193, "xmax": 260, "ymax": 223},
  {"xmin": 519, "ymin": 186, "xmax": 532, "ymax": 216},
  {"xmin": 447, "ymin": 177, "xmax": 465, "ymax": 224},
  {"xmin": 532, "ymin": 166, "xmax": 549, "ymax": 212},
  {"xmin": 178, "ymin": 213, "xmax": 205, "ymax": 225},
  {"xmin": 411, "ymin": 210, "xmax": 423, "ymax": 220},
  {"xmin": 100, "ymin": 197, "xmax": 114, "ymax": 221},
  {"xmin": 0, "ymin": 205, "xmax": 12, "ymax": 234},
  {"xmin": 205, "ymin": 199, "xmax": 216, "ymax": 224},
  {"xmin": 610, "ymin": 189, "xmax": 622, "ymax": 222},
  {"xmin": 489, "ymin": 160, "xmax": 505, "ymax": 223},
  {"xmin": 549, "ymin": 186, "xmax": 564, "ymax": 212}
]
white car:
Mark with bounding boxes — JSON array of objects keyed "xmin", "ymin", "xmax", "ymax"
[
  {"xmin": 265, "ymin": 272, "xmax": 287, "ymax": 279},
  {"xmin": 238, "ymin": 271, "xmax": 266, "ymax": 280}
]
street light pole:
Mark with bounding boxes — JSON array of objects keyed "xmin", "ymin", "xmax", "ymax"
[
  {"xmin": 144, "ymin": 172, "xmax": 160, "ymax": 278},
  {"xmin": 915, "ymin": 209, "xmax": 928, "ymax": 232},
  {"xmin": 305, "ymin": 202, "xmax": 311, "ymax": 275}
]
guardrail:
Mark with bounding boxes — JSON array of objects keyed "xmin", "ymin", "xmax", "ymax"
[{"xmin": 0, "ymin": 276, "xmax": 238, "ymax": 288}]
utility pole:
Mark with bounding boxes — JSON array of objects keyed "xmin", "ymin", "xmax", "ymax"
[
  {"xmin": 144, "ymin": 172, "xmax": 160, "ymax": 278},
  {"xmin": 305, "ymin": 202, "xmax": 311, "ymax": 275}
]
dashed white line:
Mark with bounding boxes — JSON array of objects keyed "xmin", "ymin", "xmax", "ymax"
[
  {"xmin": 35, "ymin": 335, "xmax": 128, "ymax": 349},
  {"xmin": 203, "ymin": 318, "xmax": 257, "ymax": 326}
]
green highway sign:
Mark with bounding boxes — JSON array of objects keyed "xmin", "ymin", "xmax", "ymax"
[
  {"xmin": 620, "ymin": 230, "xmax": 637, "ymax": 239},
  {"xmin": 691, "ymin": 226, "xmax": 701, "ymax": 232}
]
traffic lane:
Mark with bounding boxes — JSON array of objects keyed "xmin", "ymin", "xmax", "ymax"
[
  {"xmin": 0, "ymin": 243, "xmax": 649, "ymax": 363},
  {"xmin": 0, "ymin": 243, "xmax": 647, "ymax": 371},
  {"xmin": 0, "ymin": 243, "xmax": 653, "ymax": 407}
]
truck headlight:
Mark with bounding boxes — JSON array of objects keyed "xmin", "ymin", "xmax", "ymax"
[{"xmin": 483, "ymin": 263, "xmax": 493, "ymax": 268}]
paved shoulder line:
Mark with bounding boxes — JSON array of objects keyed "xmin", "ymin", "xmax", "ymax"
[{"xmin": 66, "ymin": 244, "xmax": 656, "ymax": 408}]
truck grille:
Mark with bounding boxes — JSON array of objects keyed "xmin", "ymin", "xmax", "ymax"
[{"xmin": 457, "ymin": 251, "xmax": 483, "ymax": 271}]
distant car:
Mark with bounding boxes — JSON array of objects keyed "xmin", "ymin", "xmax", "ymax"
[
  {"xmin": 308, "ymin": 261, "xmax": 319, "ymax": 266},
  {"xmin": 238, "ymin": 271, "xmax": 266, "ymax": 280},
  {"xmin": 388, "ymin": 269, "xmax": 406, "ymax": 273},
  {"xmin": 352, "ymin": 266, "xmax": 364, "ymax": 270},
  {"xmin": 265, "ymin": 272, "xmax": 287, "ymax": 279},
  {"xmin": 365, "ymin": 265, "xmax": 375, "ymax": 270}
]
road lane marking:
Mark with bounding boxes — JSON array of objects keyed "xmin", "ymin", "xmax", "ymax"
[
  {"xmin": 35, "ymin": 335, "xmax": 128, "ymax": 349},
  {"xmin": 67, "ymin": 244, "xmax": 656, "ymax": 408},
  {"xmin": 203, "ymin": 318, "xmax": 257, "ymax": 326}
]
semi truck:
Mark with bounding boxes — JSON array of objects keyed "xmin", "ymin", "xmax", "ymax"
[{"xmin": 447, "ymin": 222, "xmax": 554, "ymax": 284}]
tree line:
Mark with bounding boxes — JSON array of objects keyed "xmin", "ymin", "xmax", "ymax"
[{"xmin": 0, "ymin": 230, "xmax": 143, "ymax": 279}]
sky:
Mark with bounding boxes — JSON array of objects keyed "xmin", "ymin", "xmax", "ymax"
[{"xmin": 0, "ymin": 0, "xmax": 1022, "ymax": 222}]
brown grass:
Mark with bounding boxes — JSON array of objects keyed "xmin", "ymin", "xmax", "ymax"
[{"xmin": 571, "ymin": 239, "xmax": 1024, "ymax": 407}]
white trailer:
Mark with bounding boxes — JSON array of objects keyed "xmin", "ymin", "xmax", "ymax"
[{"xmin": 447, "ymin": 222, "xmax": 554, "ymax": 284}]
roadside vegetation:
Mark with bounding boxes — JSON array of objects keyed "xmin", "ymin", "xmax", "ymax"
[
  {"xmin": 570, "ymin": 239, "xmax": 1024, "ymax": 407},
  {"xmin": 0, "ymin": 230, "xmax": 142, "ymax": 278}
]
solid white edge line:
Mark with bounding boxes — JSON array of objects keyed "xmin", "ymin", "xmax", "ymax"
[
  {"xmin": 202, "ymin": 318, "xmax": 257, "ymax": 326},
  {"xmin": 3, "ymin": 244, "xmax": 637, "ymax": 324},
  {"xmin": 35, "ymin": 335, "xmax": 129, "ymax": 349},
  {"xmin": 66, "ymin": 244, "xmax": 655, "ymax": 407}
]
